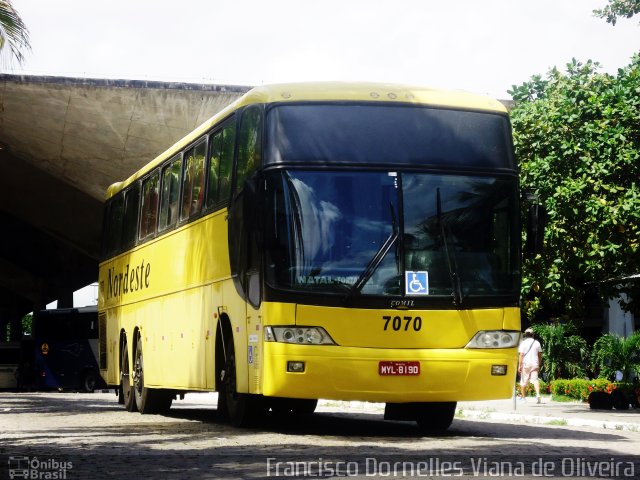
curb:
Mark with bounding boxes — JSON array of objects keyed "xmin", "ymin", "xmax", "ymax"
[
  {"xmin": 456, "ymin": 408, "xmax": 640, "ymax": 432},
  {"xmin": 319, "ymin": 399, "xmax": 640, "ymax": 432}
]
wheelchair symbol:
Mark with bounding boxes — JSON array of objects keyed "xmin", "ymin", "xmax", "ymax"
[{"xmin": 405, "ymin": 271, "xmax": 429, "ymax": 295}]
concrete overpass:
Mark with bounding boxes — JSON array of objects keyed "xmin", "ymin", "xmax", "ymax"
[{"xmin": 0, "ymin": 74, "xmax": 250, "ymax": 340}]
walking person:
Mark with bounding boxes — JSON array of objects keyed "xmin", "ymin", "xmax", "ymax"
[{"xmin": 518, "ymin": 327, "xmax": 543, "ymax": 403}]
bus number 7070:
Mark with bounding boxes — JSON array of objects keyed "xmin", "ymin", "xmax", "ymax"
[{"xmin": 382, "ymin": 316, "xmax": 422, "ymax": 332}]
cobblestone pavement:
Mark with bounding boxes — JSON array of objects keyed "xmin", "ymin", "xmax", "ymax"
[{"xmin": 1, "ymin": 392, "xmax": 639, "ymax": 479}]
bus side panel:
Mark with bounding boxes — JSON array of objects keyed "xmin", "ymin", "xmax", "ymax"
[
  {"xmin": 111, "ymin": 279, "xmax": 212, "ymax": 391},
  {"xmin": 221, "ymin": 279, "xmax": 249, "ymax": 394},
  {"xmin": 99, "ymin": 210, "xmax": 231, "ymax": 392},
  {"xmin": 204, "ymin": 281, "xmax": 223, "ymax": 389},
  {"xmin": 246, "ymin": 302, "xmax": 264, "ymax": 395},
  {"xmin": 102, "ymin": 307, "xmax": 120, "ymax": 386},
  {"xmin": 148, "ymin": 288, "xmax": 208, "ymax": 389}
]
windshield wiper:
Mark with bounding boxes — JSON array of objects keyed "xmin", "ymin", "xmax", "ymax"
[
  {"xmin": 437, "ymin": 188, "xmax": 464, "ymax": 308},
  {"xmin": 344, "ymin": 202, "xmax": 398, "ymax": 302}
]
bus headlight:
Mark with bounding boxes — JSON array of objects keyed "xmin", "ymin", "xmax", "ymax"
[
  {"xmin": 466, "ymin": 331, "xmax": 520, "ymax": 349},
  {"xmin": 264, "ymin": 326, "xmax": 336, "ymax": 345}
]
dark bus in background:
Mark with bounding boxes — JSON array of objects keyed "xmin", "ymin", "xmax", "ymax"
[{"xmin": 31, "ymin": 306, "xmax": 104, "ymax": 392}]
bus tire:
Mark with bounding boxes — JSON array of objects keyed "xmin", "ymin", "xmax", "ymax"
[
  {"xmin": 415, "ymin": 401, "xmax": 456, "ymax": 433},
  {"xmin": 290, "ymin": 398, "xmax": 317, "ymax": 415},
  {"xmin": 81, "ymin": 371, "xmax": 97, "ymax": 393},
  {"xmin": 133, "ymin": 334, "xmax": 172, "ymax": 414},
  {"xmin": 218, "ymin": 324, "xmax": 263, "ymax": 427},
  {"xmin": 121, "ymin": 339, "xmax": 137, "ymax": 412}
]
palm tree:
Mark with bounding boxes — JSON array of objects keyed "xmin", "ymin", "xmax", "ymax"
[
  {"xmin": 0, "ymin": 0, "xmax": 31, "ymax": 66},
  {"xmin": 591, "ymin": 330, "xmax": 640, "ymax": 382},
  {"xmin": 532, "ymin": 320, "xmax": 589, "ymax": 381}
]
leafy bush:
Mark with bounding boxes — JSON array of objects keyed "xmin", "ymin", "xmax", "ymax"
[
  {"xmin": 531, "ymin": 321, "xmax": 588, "ymax": 380},
  {"xmin": 549, "ymin": 378, "xmax": 634, "ymax": 401},
  {"xmin": 550, "ymin": 379, "xmax": 591, "ymax": 401},
  {"xmin": 591, "ymin": 331, "xmax": 640, "ymax": 382}
]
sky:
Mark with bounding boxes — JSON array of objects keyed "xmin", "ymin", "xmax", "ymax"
[
  {"xmin": 5, "ymin": 0, "xmax": 639, "ymax": 99},
  {"xmin": 5, "ymin": 0, "xmax": 638, "ymax": 308}
]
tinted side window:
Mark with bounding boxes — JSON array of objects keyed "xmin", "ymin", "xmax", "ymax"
[
  {"xmin": 139, "ymin": 171, "xmax": 159, "ymax": 240},
  {"xmin": 206, "ymin": 121, "xmax": 236, "ymax": 209},
  {"xmin": 207, "ymin": 133, "xmax": 221, "ymax": 207},
  {"xmin": 219, "ymin": 123, "xmax": 235, "ymax": 203},
  {"xmin": 235, "ymin": 106, "xmax": 262, "ymax": 192},
  {"xmin": 158, "ymin": 155, "xmax": 182, "ymax": 231},
  {"xmin": 180, "ymin": 140, "xmax": 206, "ymax": 221},
  {"xmin": 105, "ymin": 194, "xmax": 124, "ymax": 257},
  {"xmin": 122, "ymin": 183, "xmax": 140, "ymax": 249}
]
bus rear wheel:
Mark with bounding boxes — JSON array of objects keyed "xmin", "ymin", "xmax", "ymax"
[
  {"xmin": 121, "ymin": 339, "xmax": 137, "ymax": 412},
  {"xmin": 415, "ymin": 402, "xmax": 456, "ymax": 433},
  {"xmin": 133, "ymin": 334, "xmax": 173, "ymax": 414},
  {"xmin": 218, "ymin": 324, "xmax": 263, "ymax": 427}
]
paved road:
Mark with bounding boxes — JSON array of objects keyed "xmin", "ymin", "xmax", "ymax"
[{"xmin": 1, "ymin": 392, "xmax": 639, "ymax": 479}]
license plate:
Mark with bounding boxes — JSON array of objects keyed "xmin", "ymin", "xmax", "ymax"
[{"xmin": 378, "ymin": 361, "xmax": 420, "ymax": 376}]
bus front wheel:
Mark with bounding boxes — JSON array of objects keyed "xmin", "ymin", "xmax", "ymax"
[
  {"xmin": 415, "ymin": 402, "xmax": 457, "ymax": 433},
  {"xmin": 133, "ymin": 334, "xmax": 173, "ymax": 414},
  {"xmin": 218, "ymin": 324, "xmax": 264, "ymax": 427}
]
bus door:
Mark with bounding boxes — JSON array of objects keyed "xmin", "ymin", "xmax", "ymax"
[{"xmin": 227, "ymin": 105, "xmax": 264, "ymax": 394}]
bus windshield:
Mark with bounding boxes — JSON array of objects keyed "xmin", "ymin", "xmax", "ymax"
[{"xmin": 265, "ymin": 170, "xmax": 519, "ymax": 301}]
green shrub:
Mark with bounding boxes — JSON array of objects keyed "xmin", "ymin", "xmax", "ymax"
[
  {"xmin": 550, "ymin": 379, "xmax": 569, "ymax": 397},
  {"xmin": 531, "ymin": 322, "xmax": 588, "ymax": 381},
  {"xmin": 591, "ymin": 331, "xmax": 640, "ymax": 383},
  {"xmin": 548, "ymin": 378, "xmax": 634, "ymax": 401},
  {"xmin": 515, "ymin": 376, "xmax": 636, "ymax": 401}
]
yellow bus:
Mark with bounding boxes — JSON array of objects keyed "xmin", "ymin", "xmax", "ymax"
[{"xmin": 98, "ymin": 82, "xmax": 526, "ymax": 432}]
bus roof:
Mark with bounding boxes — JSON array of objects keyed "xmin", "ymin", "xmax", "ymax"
[{"xmin": 106, "ymin": 82, "xmax": 508, "ymax": 199}]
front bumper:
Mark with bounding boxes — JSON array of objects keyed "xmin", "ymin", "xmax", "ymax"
[{"xmin": 262, "ymin": 343, "xmax": 517, "ymax": 402}]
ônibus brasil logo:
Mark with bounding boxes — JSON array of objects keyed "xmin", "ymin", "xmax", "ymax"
[{"xmin": 8, "ymin": 456, "xmax": 73, "ymax": 479}]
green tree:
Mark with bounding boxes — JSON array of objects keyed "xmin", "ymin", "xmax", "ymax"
[
  {"xmin": 21, "ymin": 313, "xmax": 32, "ymax": 336},
  {"xmin": 510, "ymin": 56, "xmax": 640, "ymax": 319},
  {"xmin": 532, "ymin": 321, "xmax": 589, "ymax": 381},
  {"xmin": 591, "ymin": 330, "xmax": 640, "ymax": 381},
  {"xmin": 0, "ymin": 0, "xmax": 30, "ymax": 65},
  {"xmin": 594, "ymin": 0, "xmax": 640, "ymax": 25}
]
